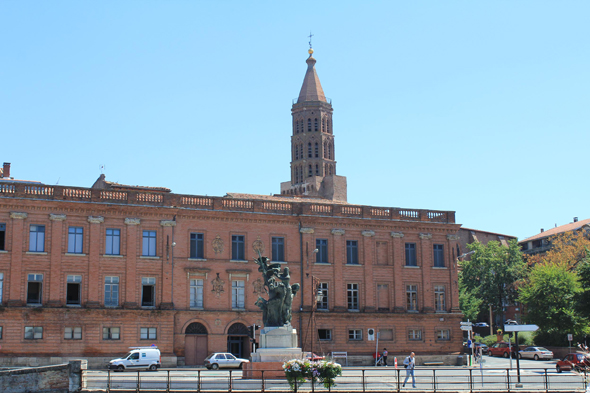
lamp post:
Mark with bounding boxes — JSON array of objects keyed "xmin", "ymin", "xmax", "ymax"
[{"xmin": 310, "ymin": 275, "xmax": 323, "ymax": 357}]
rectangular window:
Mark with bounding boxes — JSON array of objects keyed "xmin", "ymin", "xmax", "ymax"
[
  {"xmin": 405, "ymin": 243, "xmax": 417, "ymax": 266},
  {"xmin": 433, "ymin": 244, "xmax": 445, "ymax": 267},
  {"xmin": 104, "ymin": 276, "xmax": 119, "ymax": 307},
  {"xmin": 271, "ymin": 237, "xmax": 285, "ymax": 262},
  {"xmin": 141, "ymin": 277, "xmax": 156, "ymax": 307},
  {"xmin": 190, "ymin": 233, "xmax": 204, "ymax": 259},
  {"xmin": 29, "ymin": 225, "xmax": 45, "ymax": 252},
  {"xmin": 434, "ymin": 285, "xmax": 446, "ymax": 311},
  {"xmin": 318, "ymin": 329, "xmax": 332, "ymax": 340},
  {"xmin": 103, "ymin": 327, "xmax": 120, "ymax": 340},
  {"xmin": 190, "ymin": 279, "xmax": 204, "ymax": 308},
  {"xmin": 348, "ymin": 329, "xmax": 362, "ymax": 340},
  {"xmin": 408, "ymin": 329, "xmax": 422, "ymax": 341},
  {"xmin": 0, "ymin": 326, "xmax": 2, "ymax": 339},
  {"xmin": 317, "ymin": 282, "xmax": 329, "ymax": 310},
  {"xmin": 66, "ymin": 275, "xmax": 82, "ymax": 305},
  {"xmin": 232, "ymin": 235, "xmax": 245, "ymax": 260},
  {"xmin": 0, "ymin": 223, "xmax": 5, "ymax": 251},
  {"xmin": 406, "ymin": 285, "xmax": 418, "ymax": 311},
  {"xmin": 0, "ymin": 272, "xmax": 3, "ymax": 304},
  {"xmin": 27, "ymin": 274, "xmax": 43, "ymax": 304},
  {"xmin": 140, "ymin": 327, "xmax": 157, "ymax": 340},
  {"xmin": 64, "ymin": 327, "xmax": 82, "ymax": 340},
  {"xmin": 346, "ymin": 240, "xmax": 359, "ymax": 264},
  {"xmin": 105, "ymin": 229, "xmax": 121, "ymax": 255},
  {"xmin": 347, "ymin": 283, "xmax": 359, "ymax": 311},
  {"xmin": 24, "ymin": 326, "xmax": 43, "ymax": 340},
  {"xmin": 142, "ymin": 230, "xmax": 157, "ymax": 256},
  {"xmin": 232, "ymin": 280, "xmax": 245, "ymax": 309},
  {"xmin": 68, "ymin": 227, "xmax": 84, "ymax": 254},
  {"xmin": 316, "ymin": 239, "xmax": 328, "ymax": 263},
  {"xmin": 437, "ymin": 329, "xmax": 450, "ymax": 341}
]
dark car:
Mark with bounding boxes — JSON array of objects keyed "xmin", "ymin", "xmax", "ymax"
[
  {"xmin": 556, "ymin": 353, "xmax": 589, "ymax": 373},
  {"xmin": 488, "ymin": 342, "xmax": 516, "ymax": 358}
]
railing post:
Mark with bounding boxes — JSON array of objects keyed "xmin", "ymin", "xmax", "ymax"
[
  {"xmin": 397, "ymin": 368, "xmax": 401, "ymax": 393},
  {"xmin": 197, "ymin": 370, "xmax": 201, "ymax": 393},
  {"xmin": 433, "ymin": 369, "xmax": 436, "ymax": 392},
  {"xmin": 361, "ymin": 369, "xmax": 365, "ymax": 393},
  {"xmin": 261, "ymin": 370, "xmax": 265, "ymax": 393},
  {"xmin": 544, "ymin": 368, "xmax": 548, "ymax": 393},
  {"xmin": 584, "ymin": 369, "xmax": 588, "ymax": 392},
  {"xmin": 136, "ymin": 369, "xmax": 140, "ymax": 393},
  {"xmin": 107, "ymin": 369, "xmax": 111, "ymax": 393},
  {"xmin": 166, "ymin": 370, "xmax": 170, "ymax": 393},
  {"xmin": 469, "ymin": 368, "xmax": 473, "ymax": 393},
  {"xmin": 229, "ymin": 369, "xmax": 233, "ymax": 392},
  {"xmin": 506, "ymin": 368, "xmax": 511, "ymax": 393}
]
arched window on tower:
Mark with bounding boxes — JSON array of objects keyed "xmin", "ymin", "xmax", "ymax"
[
  {"xmin": 308, "ymin": 142, "xmax": 312, "ymax": 158},
  {"xmin": 327, "ymin": 119, "xmax": 331, "ymax": 134},
  {"xmin": 329, "ymin": 165, "xmax": 333, "ymax": 175},
  {"xmin": 328, "ymin": 142, "xmax": 332, "ymax": 160},
  {"xmin": 296, "ymin": 120, "xmax": 300, "ymax": 134},
  {"xmin": 295, "ymin": 145, "xmax": 299, "ymax": 160},
  {"xmin": 314, "ymin": 118, "xmax": 318, "ymax": 131},
  {"xmin": 315, "ymin": 164, "xmax": 319, "ymax": 175},
  {"xmin": 323, "ymin": 141, "xmax": 328, "ymax": 158},
  {"xmin": 308, "ymin": 165, "xmax": 312, "ymax": 177},
  {"xmin": 307, "ymin": 118, "xmax": 311, "ymax": 132},
  {"xmin": 314, "ymin": 142, "xmax": 319, "ymax": 158},
  {"xmin": 322, "ymin": 118, "xmax": 326, "ymax": 133},
  {"xmin": 294, "ymin": 168, "xmax": 298, "ymax": 184}
]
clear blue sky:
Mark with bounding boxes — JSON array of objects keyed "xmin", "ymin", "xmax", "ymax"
[{"xmin": 2, "ymin": 1, "xmax": 589, "ymax": 240}]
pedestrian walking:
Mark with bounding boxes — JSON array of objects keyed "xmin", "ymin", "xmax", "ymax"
[
  {"xmin": 382, "ymin": 348, "xmax": 388, "ymax": 367},
  {"xmin": 402, "ymin": 352, "xmax": 416, "ymax": 388}
]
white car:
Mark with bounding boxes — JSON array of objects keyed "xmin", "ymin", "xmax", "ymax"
[
  {"xmin": 518, "ymin": 346, "xmax": 553, "ymax": 360},
  {"xmin": 204, "ymin": 353, "xmax": 250, "ymax": 369},
  {"xmin": 108, "ymin": 347, "xmax": 161, "ymax": 371}
]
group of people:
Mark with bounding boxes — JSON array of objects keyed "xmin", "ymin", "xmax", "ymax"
[{"xmin": 373, "ymin": 349, "xmax": 416, "ymax": 388}]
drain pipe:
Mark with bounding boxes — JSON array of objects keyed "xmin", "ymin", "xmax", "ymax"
[{"xmin": 299, "ymin": 221, "xmax": 304, "ymax": 348}]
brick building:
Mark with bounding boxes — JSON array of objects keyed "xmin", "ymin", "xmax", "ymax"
[{"xmin": 0, "ymin": 49, "xmax": 463, "ymax": 367}]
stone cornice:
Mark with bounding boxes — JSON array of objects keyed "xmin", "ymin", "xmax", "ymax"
[
  {"xmin": 160, "ymin": 220, "xmax": 177, "ymax": 227},
  {"xmin": 10, "ymin": 212, "xmax": 27, "ymax": 220},
  {"xmin": 87, "ymin": 216, "xmax": 104, "ymax": 224},
  {"xmin": 447, "ymin": 234, "xmax": 460, "ymax": 241},
  {"xmin": 331, "ymin": 229, "xmax": 345, "ymax": 236},
  {"xmin": 361, "ymin": 230, "xmax": 375, "ymax": 237},
  {"xmin": 300, "ymin": 227, "xmax": 315, "ymax": 234},
  {"xmin": 390, "ymin": 231, "xmax": 404, "ymax": 238},
  {"xmin": 124, "ymin": 218, "xmax": 141, "ymax": 226},
  {"xmin": 49, "ymin": 214, "xmax": 67, "ymax": 221},
  {"xmin": 419, "ymin": 233, "xmax": 433, "ymax": 240}
]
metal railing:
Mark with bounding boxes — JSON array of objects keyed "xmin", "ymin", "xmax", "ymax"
[{"xmin": 82, "ymin": 367, "xmax": 588, "ymax": 392}]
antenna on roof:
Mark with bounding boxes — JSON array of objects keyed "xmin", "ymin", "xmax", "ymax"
[{"xmin": 56, "ymin": 177, "xmax": 60, "ymax": 185}]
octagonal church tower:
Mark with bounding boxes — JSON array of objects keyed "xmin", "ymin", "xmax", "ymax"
[{"xmin": 280, "ymin": 49, "xmax": 347, "ymax": 202}]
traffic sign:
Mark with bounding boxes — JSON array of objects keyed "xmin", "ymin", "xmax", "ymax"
[
  {"xmin": 460, "ymin": 326, "xmax": 472, "ymax": 331},
  {"xmin": 460, "ymin": 322, "xmax": 473, "ymax": 326},
  {"xmin": 568, "ymin": 334, "xmax": 573, "ymax": 341},
  {"xmin": 504, "ymin": 324, "xmax": 539, "ymax": 332}
]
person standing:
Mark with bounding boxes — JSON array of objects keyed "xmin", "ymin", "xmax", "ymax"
[
  {"xmin": 402, "ymin": 352, "xmax": 416, "ymax": 388},
  {"xmin": 382, "ymin": 348, "xmax": 388, "ymax": 367}
]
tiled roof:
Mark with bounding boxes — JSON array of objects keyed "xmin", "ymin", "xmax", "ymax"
[
  {"xmin": 224, "ymin": 193, "xmax": 350, "ymax": 205},
  {"xmin": 460, "ymin": 227, "xmax": 517, "ymax": 239},
  {"xmin": 104, "ymin": 180, "xmax": 171, "ymax": 193},
  {"xmin": 297, "ymin": 55, "xmax": 327, "ymax": 103},
  {"xmin": 520, "ymin": 218, "xmax": 590, "ymax": 243}
]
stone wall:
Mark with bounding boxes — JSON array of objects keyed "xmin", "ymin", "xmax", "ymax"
[{"xmin": 0, "ymin": 360, "xmax": 86, "ymax": 393}]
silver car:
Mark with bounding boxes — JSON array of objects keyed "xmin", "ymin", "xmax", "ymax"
[
  {"xmin": 518, "ymin": 346, "xmax": 553, "ymax": 360},
  {"xmin": 204, "ymin": 352, "xmax": 250, "ymax": 369}
]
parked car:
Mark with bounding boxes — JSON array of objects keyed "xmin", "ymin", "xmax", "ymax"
[
  {"xmin": 473, "ymin": 342, "xmax": 489, "ymax": 355},
  {"xmin": 305, "ymin": 352, "xmax": 326, "ymax": 361},
  {"xmin": 108, "ymin": 347, "xmax": 161, "ymax": 371},
  {"xmin": 518, "ymin": 347, "xmax": 553, "ymax": 360},
  {"xmin": 488, "ymin": 342, "xmax": 516, "ymax": 358},
  {"xmin": 474, "ymin": 322, "xmax": 489, "ymax": 328},
  {"xmin": 556, "ymin": 353, "xmax": 589, "ymax": 373},
  {"xmin": 204, "ymin": 353, "xmax": 250, "ymax": 370}
]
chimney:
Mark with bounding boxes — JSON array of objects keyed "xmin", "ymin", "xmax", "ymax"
[
  {"xmin": 574, "ymin": 217, "xmax": 579, "ymax": 223},
  {"xmin": 2, "ymin": 163, "xmax": 9, "ymax": 178},
  {"xmin": 540, "ymin": 228, "xmax": 544, "ymax": 233}
]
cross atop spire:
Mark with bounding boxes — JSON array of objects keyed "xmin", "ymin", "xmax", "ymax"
[{"xmin": 308, "ymin": 31, "xmax": 314, "ymax": 50}]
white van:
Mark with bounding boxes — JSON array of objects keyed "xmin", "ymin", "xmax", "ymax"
[{"xmin": 108, "ymin": 347, "xmax": 161, "ymax": 371}]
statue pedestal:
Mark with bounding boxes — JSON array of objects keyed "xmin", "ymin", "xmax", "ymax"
[{"xmin": 244, "ymin": 324, "xmax": 303, "ymax": 379}]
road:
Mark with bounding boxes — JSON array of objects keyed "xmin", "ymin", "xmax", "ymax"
[{"xmin": 83, "ymin": 356, "xmax": 588, "ymax": 392}]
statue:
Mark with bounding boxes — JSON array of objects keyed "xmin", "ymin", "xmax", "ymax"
[{"xmin": 254, "ymin": 253, "xmax": 300, "ymax": 327}]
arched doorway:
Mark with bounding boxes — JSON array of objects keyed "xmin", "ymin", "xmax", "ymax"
[
  {"xmin": 227, "ymin": 323, "xmax": 250, "ymax": 359},
  {"xmin": 185, "ymin": 322, "xmax": 208, "ymax": 366}
]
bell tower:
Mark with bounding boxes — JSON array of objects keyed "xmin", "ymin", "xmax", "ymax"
[{"xmin": 280, "ymin": 48, "xmax": 347, "ymax": 201}]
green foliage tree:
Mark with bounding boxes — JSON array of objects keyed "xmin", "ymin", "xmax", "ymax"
[
  {"xmin": 459, "ymin": 286, "xmax": 483, "ymax": 322},
  {"xmin": 519, "ymin": 263, "xmax": 589, "ymax": 346},
  {"xmin": 575, "ymin": 250, "xmax": 590, "ymax": 315},
  {"xmin": 459, "ymin": 240, "xmax": 525, "ymax": 323}
]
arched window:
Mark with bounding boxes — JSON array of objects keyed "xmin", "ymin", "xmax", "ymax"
[
  {"xmin": 308, "ymin": 142, "xmax": 312, "ymax": 158},
  {"xmin": 314, "ymin": 142, "xmax": 319, "ymax": 158},
  {"xmin": 227, "ymin": 323, "xmax": 249, "ymax": 335},
  {"xmin": 315, "ymin": 164, "xmax": 319, "ymax": 175},
  {"xmin": 314, "ymin": 118, "xmax": 318, "ymax": 131},
  {"xmin": 307, "ymin": 118, "xmax": 312, "ymax": 132},
  {"xmin": 185, "ymin": 322, "xmax": 208, "ymax": 335},
  {"xmin": 322, "ymin": 118, "xmax": 326, "ymax": 132},
  {"xmin": 295, "ymin": 146, "xmax": 299, "ymax": 160},
  {"xmin": 323, "ymin": 141, "xmax": 328, "ymax": 158},
  {"xmin": 329, "ymin": 165, "xmax": 333, "ymax": 175},
  {"xmin": 327, "ymin": 119, "xmax": 331, "ymax": 134},
  {"xmin": 308, "ymin": 165, "xmax": 312, "ymax": 177}
]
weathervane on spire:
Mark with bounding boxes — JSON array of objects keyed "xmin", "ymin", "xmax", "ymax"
[{"xmin": 308, "ymin": 31, "xmax": 314, "ymax": 49}]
